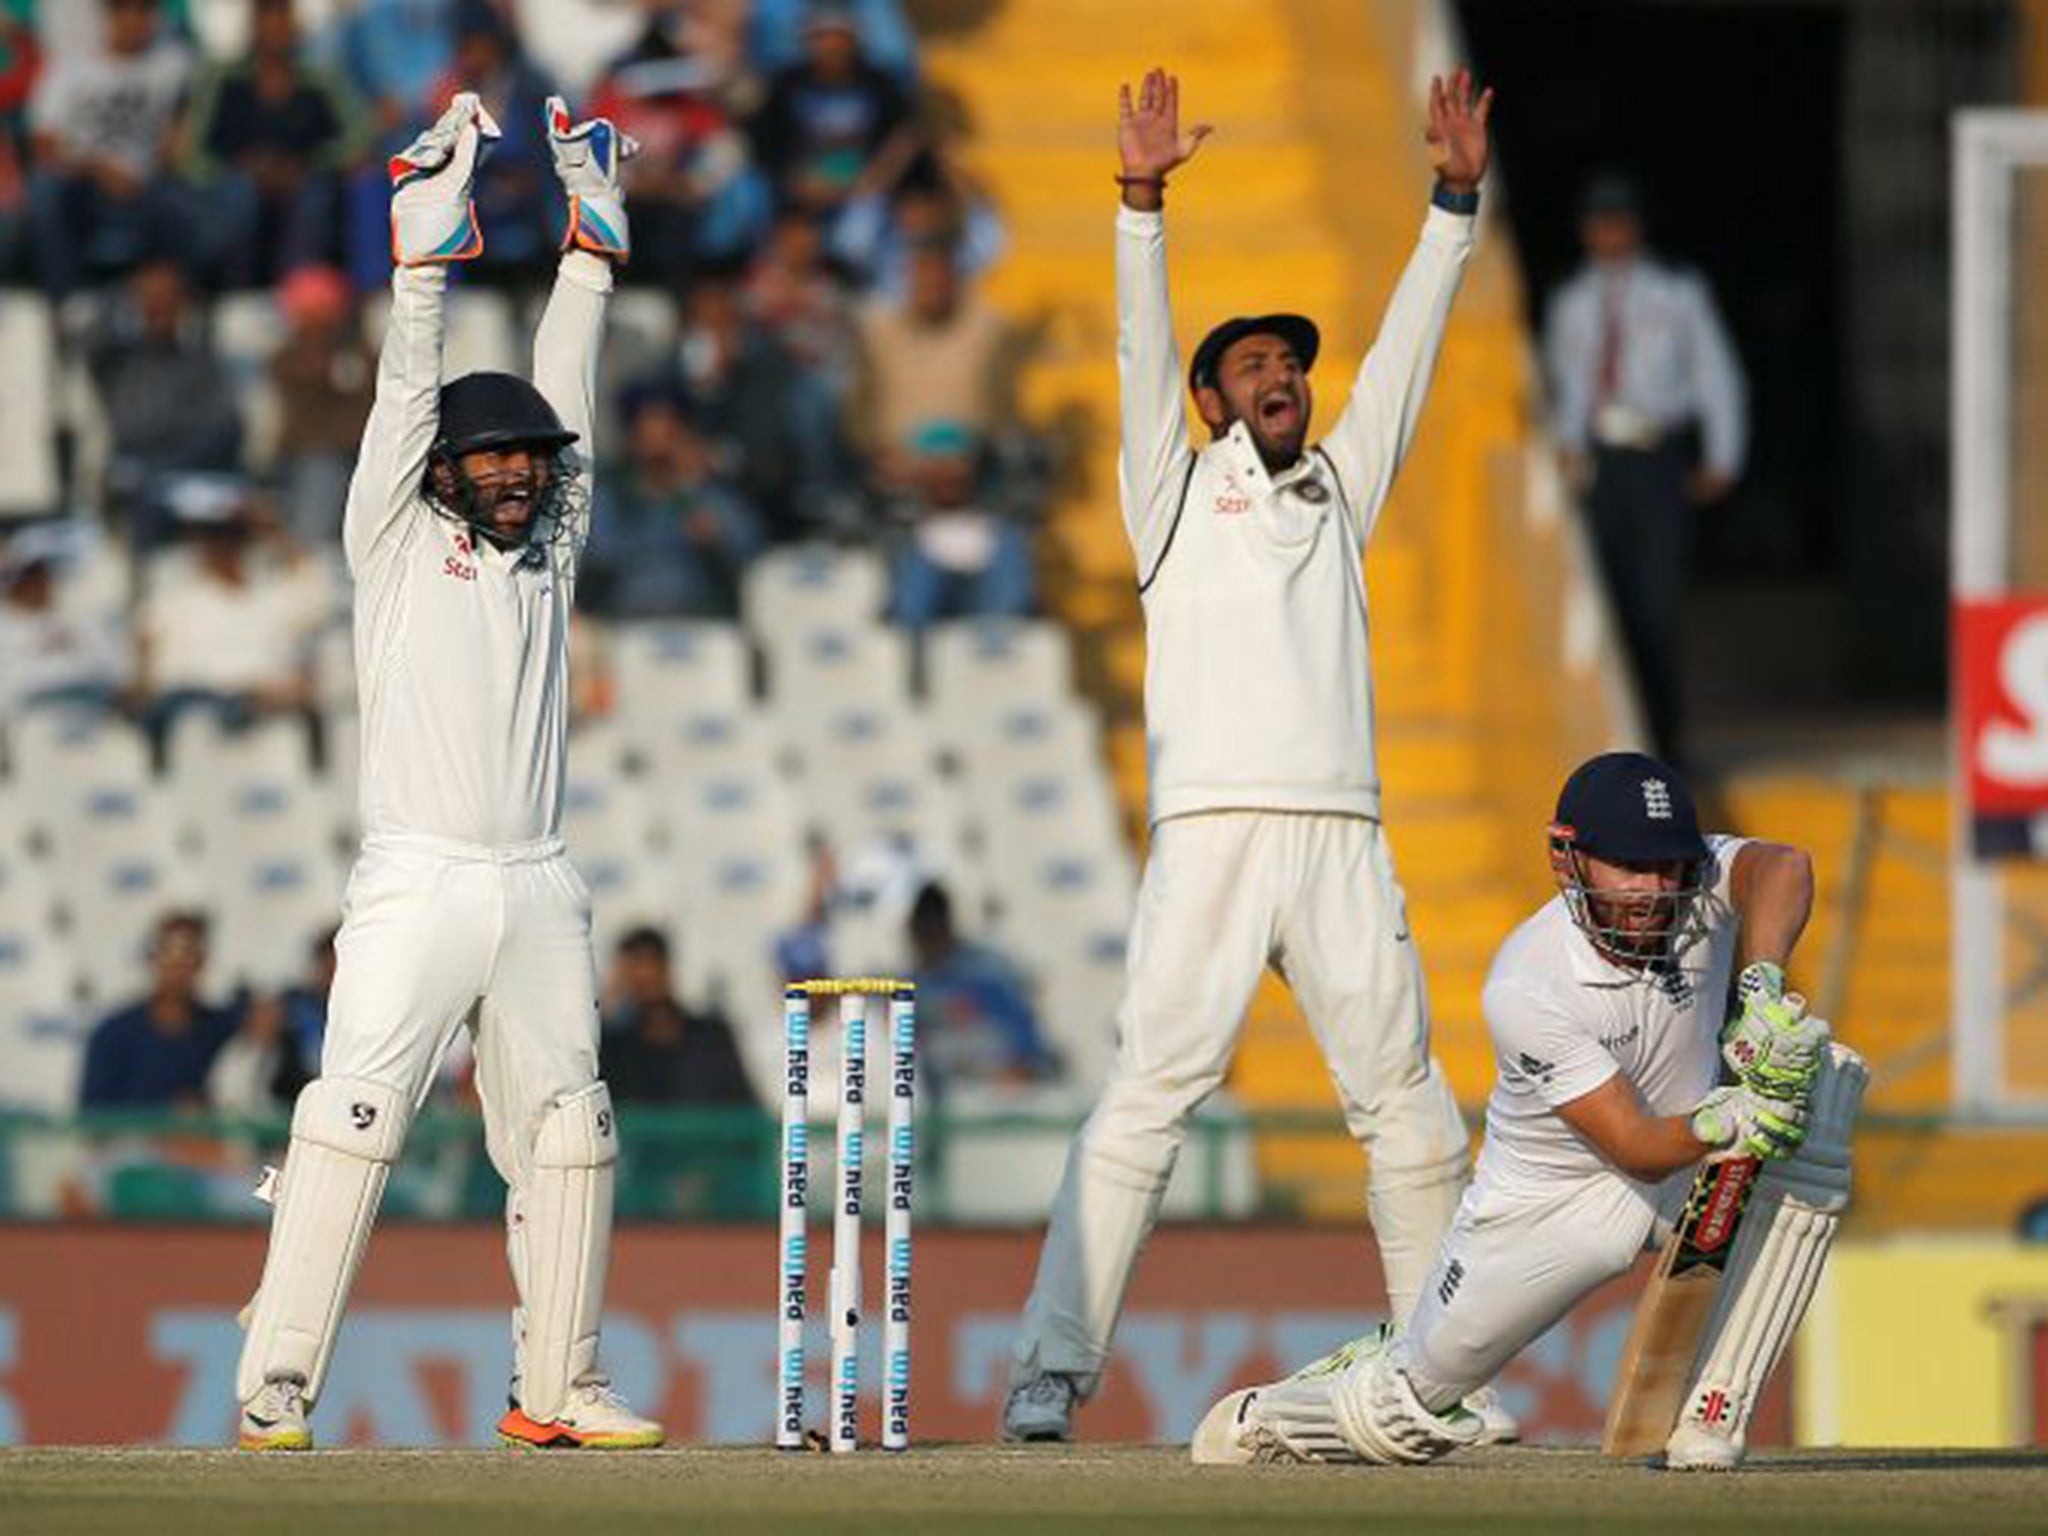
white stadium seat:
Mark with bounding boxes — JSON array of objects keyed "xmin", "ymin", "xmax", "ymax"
[
  {"xmin": 363, "ymin": 289, "xmax": 517, "ymax": 381},
  {"xmin": 209, "ymin": 851, "xmax": 343, "ymax": 993},
  {"xmin": 0, "ymin": 292, "xmax": 61, "ymax": 516},
  {"xmin": 743, "ymin": 545, "xmax": 889, "ymax": 641},
  {"xmin": 763, "ymin": 625, "xmax": 911, "ymax": 720},
  {"xmin": 924, "ymin": 618, "xmax": 1074, "ymax": 718},
  {"xmin": 610, "ymin": 621, "xmax": 754, "ymax": 739},
  {"xmin": 639, "ymin": 709, "xmax": 783, "ymax": 809}
]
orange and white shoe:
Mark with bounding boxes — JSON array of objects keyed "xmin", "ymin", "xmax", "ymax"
[
  {"xmin": 497, "ymin": 1382, "xmax": 664, "ymax": 1449},
  {"xmin": 238, "ymin": 1379, "xmax": 313, "ymax": 1451}
]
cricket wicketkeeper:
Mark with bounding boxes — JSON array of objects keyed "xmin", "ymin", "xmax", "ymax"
[
  {"xmin": 1003, "ymin": 67, "xmax": 1509, "ymax": 1442},
  {"xmin": 1192, "ymin": 752, "xmax": 1864, "ymax": 1470},
  {"xmin": 235, "ymin": 92, "xmax": 661, "ymax": 1451}
]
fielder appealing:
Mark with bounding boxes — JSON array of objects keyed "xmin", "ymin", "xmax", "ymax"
[
  {"xmin": 1191, "ymin": 752, "xmax": 1863, "ymax": 1470},
  {"xmin": 235, "ymin": 92, "xmax": 661, "ymax": 1451},
  {"xmin": 1002, "ymin": 69, "xmax": 1499, "ymax": 1442}
]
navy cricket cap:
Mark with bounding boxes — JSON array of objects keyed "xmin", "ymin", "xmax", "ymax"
[
  {"xmin": 1188, "ymin": 313, "xmax": 1320, "ymax": 393},
  {"xmin": 1553, "ymin": 751, "xmax": 1707, "ymax": 863}
]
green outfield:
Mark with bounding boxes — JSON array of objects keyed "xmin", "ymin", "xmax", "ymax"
[{"xmin": 6, "ymin": 1445, "xmax": 2048, "ymax": 1536}]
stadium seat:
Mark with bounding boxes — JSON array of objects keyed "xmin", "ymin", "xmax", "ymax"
[
  {"xmin": 167, "ymin": 717, "xmax": 333, "ymax": 889},
  {"xmin": 948, "ymin": 697, "xmax": 1104, "ymax": 786},
  {"xmin": 742, "ymin": 545, "xmax": 890, "ymax": 641},
  {"xmin": 609, "ymin": 622, "xmax": 754, "ymax": 749},
  {"xmin": 362, "ymin": 289, "xmax": 517, "ymax": 381},
  {"xmin": 0, "ymin": 846, "xmax": 78, "ymax": 1113},
  {"xmin": 762, "ymin": 625, "xmax": 912, "ymax": 721},
  {"xmin": 0, "ymin": 292, "xmax": 61, "ymax": 517},
  {"xmin": 924, "ymin": 618, "xmax": 1075, "ymax": 720},
  {"xmin": 208, "ymin": 850, "xmax": 343, "ymax": 993},
  {"xmin": 211, "ymin": 291, "xmax": 286, "ymax": 470},
  {"xmin": 638, "ymin": 708, "xmax": 784, "ymax": 814}
]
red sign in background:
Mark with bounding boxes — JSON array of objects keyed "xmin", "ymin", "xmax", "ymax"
[
  {"xmin": 0, "ymin": 1225, "xmax": 1785, "ymax": 1448},
  {"xmin": 1958, "ymin": 596, "xmax": 2048, "ymax": 817}
]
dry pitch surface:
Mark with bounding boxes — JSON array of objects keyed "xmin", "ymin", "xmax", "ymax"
[{"xmin": 7, "ymin": 1444, "xmax": 2048, "ymax": 1536}]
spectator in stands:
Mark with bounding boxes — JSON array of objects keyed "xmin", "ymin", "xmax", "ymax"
[
  {"xmin": 887, "ymin": 420, "xmax": 1034, "ymax": 628},
  {"xmin": 0, "ymin": 522, "xmax": 130, "ymax": 717},
  {"xmin": 749, "ymin": 0, "xmax": 917, "ymax": 93},
  {"xmin": 80, "ymin": 911, "xmax": 241, "ymax": 1109},
  {"xmin": 673, "ymin": 272, "xmax": 849, "ymax": 536},
  {"xmin": 906, "ymin": 881, "xmax": 1055, "ymax": 1095},
  {"xmin": 750, "ymin": 1, "xmax": 913, "ymax": 228},
  {"xmin": 87, "ymin": 257, "xmax": 244, "ymax": 529},
  {"xmin": 582, "ymin": 381, "xmax": 764, "ymax": 620},
  {"xmin": 184, "ymin": 0, "xmax": 367, "ymax": 287},
  {"xmin": 600, "ymin": 927, "xmax": 756, "ymax": 1106},
  {"xmin": 269, "ymin": 263, "xmax": 375, "ymax": 543},
  {"xmin": 206, "ymin": 925, "xmax": 332, "ymax": 1113},
  {"xmin": 746, "ymin": 204, "xmax": 856, "ymax": 389},
  {"xmin": 25, "ymin": 0, "xmax": 195, "ymax": 295},
  {"xmin": 430, "ymin": 0, "xmax": 557, "ymax": 282},
  {"xmin": 851, "ymin": 239, "xmax": 1018, "ymax": 471},
  {"xmin": 829, "ymin": 139, "xmax": 1005, "ymax": 302},
  {"xmin": 332, "ymin": 0, "xmax": 454, "ymax": 289},
  {"xmin": 1542, "ymin": 172, "xmax": 1747, "ymax": 764},
  {"xmin": 591, "ymin": 6, "xmax": 769, "ymax": 278},
  {"xmin": 134, "ymin": 478, "xmax": 330, "ymax": 741},
  {"xmin": 0, "ymin": 8, "xmax": 42, "ymax": 282}
]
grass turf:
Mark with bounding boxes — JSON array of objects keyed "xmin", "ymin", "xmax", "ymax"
[{"xmin": 6, "ymin": 1445, "xmax": 2048, "ymax": 1536}]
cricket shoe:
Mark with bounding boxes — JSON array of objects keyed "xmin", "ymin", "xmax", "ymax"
[
  {"xmin": 238, "ymin": 1378, "xmax": 312, "ymax": 1451},
  {"xmin": 1191, "ymin": 1333, "xmax": 1383, "ymax": 1465},
  {"xmin": 1663, "ymin": 1420, "xmax": 1744, "ymax": 1471},
  {"xmin": 497, "ymin": 1382, "xmax": 664, "ymax": 1449},
  {"xmin": 1000, "ymin": 1372, "xmax": 1079, "ymax": 1443},
  {"xmin": 1462, "ymin": 1384, "xmax": 1521, "ymax": 1445}
]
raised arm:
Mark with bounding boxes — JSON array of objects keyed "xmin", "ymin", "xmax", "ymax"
[
  {"xmin": 534, "ymin": 96, "xmax": 636, "ymax": 557},
  {"xmin": 1115, "ymin": 68, "xmax": 1209, "ymax": 582},
  {"xmin": 1319, "ymin": 70, "xmax": 1490, "ymax": 542},
  {"xmin": 343, "ymin": 95, "xmax": 498, "ymax": 572}
]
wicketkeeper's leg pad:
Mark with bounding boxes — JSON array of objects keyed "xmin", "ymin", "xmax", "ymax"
[
  {"xmin": 510, "ymin": 1082, "xmax": 619, "ymax": 1423},
  {"xmin": 1666, "ymin": 1043, "xmax": 1868, "ymax": 1469},
  {"xmin": 236, "ymin": 1076, "xmax": 409, "ymax": 1405}
]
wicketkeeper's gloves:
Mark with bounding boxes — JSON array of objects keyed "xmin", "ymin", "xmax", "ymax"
[
  {"xmin": 546, "ymin": 95, "xmax": 639, "ymax": 262},
  {"xmin": 390, "ymin": 92, "xmax": 500, "ymax": 266}
]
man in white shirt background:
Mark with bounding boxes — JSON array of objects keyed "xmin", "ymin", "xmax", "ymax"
[
  {"xmin": 1542, "ymin": 174, "xmax": 1747, "ymax": 764},
  {"xmin": 1002, "ymin": 66, "xmax": 1507, "ymax": 1445}
]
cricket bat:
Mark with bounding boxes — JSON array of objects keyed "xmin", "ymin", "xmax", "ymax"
[{"xmin": 1599, "ymin": 1152, "xmax": 1761, "ymax": 1457}]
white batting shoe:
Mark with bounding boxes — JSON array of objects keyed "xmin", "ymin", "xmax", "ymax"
[
  {"xmin": 1001, "ymin": 1372, "xmax": 1078, "ymax": 1443},
  {"xmin": 1664, "ymin": 1421, "xmax": 1744, "ymax": 1471},
  {"xmin": 498, "ymin": 1381, "xmax": 664, "ymax": 1449},
  {"xmin": 1463, "ymin": 1384, "xmax": 1521, "ymax": 1445},
  {"xmin": 1191, "ymin": 1386, "xmax": 1279, "ymax": 1465},
  {"xmin": 238, "ymin": 1378, "xmax": 312, "ymax": 1451}
]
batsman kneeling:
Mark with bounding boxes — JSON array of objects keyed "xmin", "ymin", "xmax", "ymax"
[
  {"xmin": 1192, "ymin": 751, "xmax": 1866, "ymax": 1471},
  {"xmin": 236, "ymin": 92, "xmax": 658, "ymax": 1451}
]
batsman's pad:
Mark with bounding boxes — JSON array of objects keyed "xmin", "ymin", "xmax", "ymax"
[
  {"xmin": 1666, "ymin": 1043, "xmax": 1868, "ymax": 1467},
  {"xmin": 235, "ymin": 1076, "xmax": 409, "ymax": 1405},
  {"xmin": 512, "ymin": 1082, "xmax": 619, "ymax": 1422},
  {"xmin": 1333, "ymin": 1344, "xmax": 1484, "ymax": 1465}
]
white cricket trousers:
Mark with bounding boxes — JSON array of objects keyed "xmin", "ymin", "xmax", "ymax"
[
  {"xmin": 1010, "ymin": 811, "xmax": 1470, "ymax": 1398},
  {"xmin": 322, "ymin": 832, "xmax": 601, "ymax": 1188},
  {"xmin": 1397, "ymin": 1168, "xmax": 1677, "ymax": 1411}
]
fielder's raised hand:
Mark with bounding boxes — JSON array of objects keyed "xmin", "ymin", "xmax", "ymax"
[
  {"xmin": 546, "ymin": 95, "xmax": 640, "ymax": 263},
  {"xmin": 1117, "ymin": 67, "xmax": 1211, "ymax": 209},
  {"xmin": 390, "ymin": 92, "xmax": 501, "ymax": 266},
  {"xmin": 1425, "ymin": 67, "xmax": 1493, "ymax": 193}
]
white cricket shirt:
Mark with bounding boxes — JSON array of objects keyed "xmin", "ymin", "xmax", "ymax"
[
  {"xmin": 1473, "ymin": 833, "xmax": 1752, "ymax": 1197},
  {"xmin": 343, "ymin": 255, "xmax": 610, "ymax": 849},
  {"xmin": 1115, "ymin": 204, "xmax": 1473, "ymax": 826}
]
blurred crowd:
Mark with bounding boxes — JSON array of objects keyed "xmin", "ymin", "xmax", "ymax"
[{"xmin": 0, "ymin": 0, "xmax": 1075, "ymax": 1132}]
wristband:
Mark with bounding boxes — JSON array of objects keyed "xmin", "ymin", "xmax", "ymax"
[
  {"xmin": 1116, "ymin": 173, "xmax": 1165, "ymax": 189},
  {"xmin": 1431, "ymin": 181, "xmax": 1480, "ymax": 215}
]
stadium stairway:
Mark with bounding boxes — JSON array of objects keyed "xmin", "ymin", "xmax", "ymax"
[{"xmin": 916, "ymin": 0, "xmax": 2048, "ymax": 1232}]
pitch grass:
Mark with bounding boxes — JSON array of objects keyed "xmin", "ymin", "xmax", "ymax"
[{"xmin": 6, "ymin": 1445, "xmax": 2048, "ymax": 1536}]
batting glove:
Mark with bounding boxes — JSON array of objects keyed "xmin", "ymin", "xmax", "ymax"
[
  {"xmin": 1691, "ymin": 1083, "xmax": 1808, "ymax": 1162},
  {"xmin": 1720, "ymin": 962, "xmax": 1831, "ymax": 1104},
  {"xmin": 390, "ymin": 92, "xmax": 500, "ymax": 266},
  {"xmin": 546, "ymin": 95, "xmax": 639, "ymax": 262}
]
